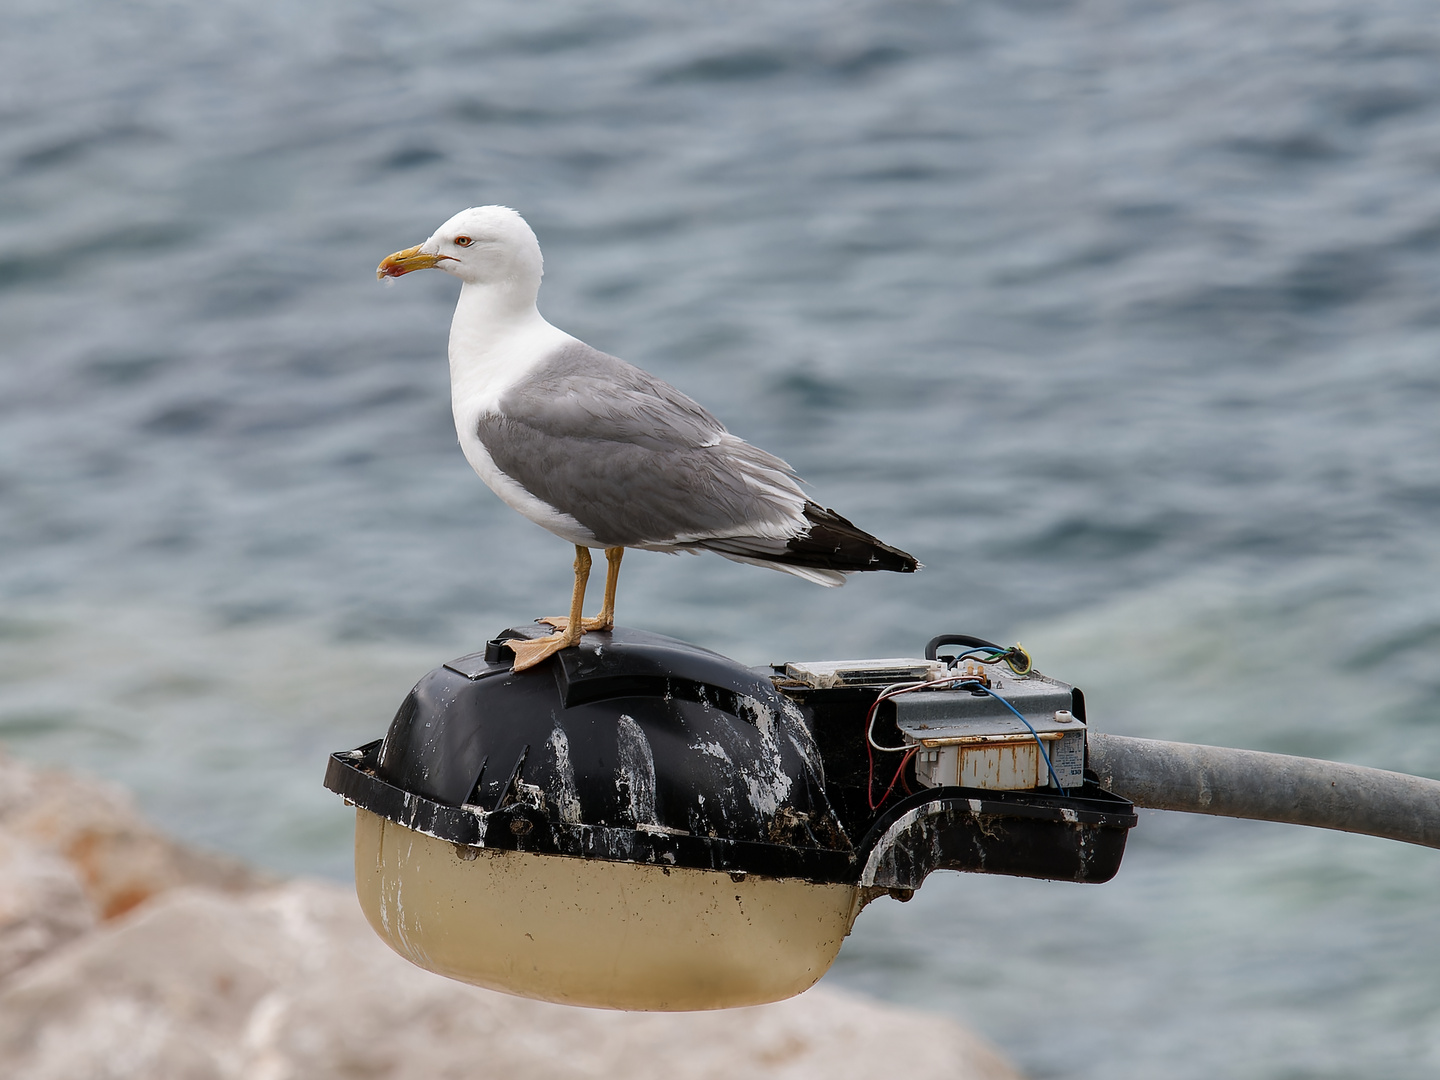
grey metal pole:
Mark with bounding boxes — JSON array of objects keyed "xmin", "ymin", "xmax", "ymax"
[{"xmin": 1087, "ymin": 732, "xmax": 1440, "ymax": 849}]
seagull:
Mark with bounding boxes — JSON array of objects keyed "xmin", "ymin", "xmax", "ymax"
[{"xmin": 378, "ymin": 207, "xmax": 918, "ymax": 671}]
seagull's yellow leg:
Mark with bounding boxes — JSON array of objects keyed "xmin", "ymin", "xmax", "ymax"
[
  {"xmin": 539, "ymin": 546, "xmax": 623, "ymax": 633},
  {"xmin": 594, "ymin": 546, "xmax": 623, "ymax": 630},
  {"xmin": 509, "ymin": 546, "xmax": 591, "ymax": 672}
]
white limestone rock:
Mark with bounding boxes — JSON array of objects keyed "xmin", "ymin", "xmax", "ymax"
[
  {"xmin": 0, "ymin": 749, "xmax": 1022, "ymax": 1080},
  {"xmin": 0, "ymin": 881, "xmax": 1022, "ymax": 1080},
  {"xmin": 0, "ymin": 834, "xmax": 96, "ymax": 982},
  {"xmin": 0, "ymin": 750, "xmax": 262, "ymax": 921}
]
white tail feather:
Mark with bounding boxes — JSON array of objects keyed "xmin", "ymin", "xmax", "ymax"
[{"xmin": 713, "ymin": 553, "xmax": 848, "ymax": 587}]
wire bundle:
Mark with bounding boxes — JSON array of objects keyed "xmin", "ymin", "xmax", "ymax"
[{"xmin": 865, "ymin": 642, "xmax": 1064, "ymax": 810}]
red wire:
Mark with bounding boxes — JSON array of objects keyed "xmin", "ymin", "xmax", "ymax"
[
  {"xmin": 875, "ymin": 748, "xmax": 917, "ymax": 808},
  {"xmin": 866, "ymin": 686, "xmax": 920, "ymax": 810}
]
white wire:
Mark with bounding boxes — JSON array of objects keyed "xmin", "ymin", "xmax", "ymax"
[
  {"xmin": 866, "ymin": 673, "xmax": 996, "ymax": 752},
  {"xmin": 865, "ymin": 673, "xmax": 1066, "ymax": 785},
  {"xmin": 866, "ymin": 680, "xmax": 926, "ymax": 752}
]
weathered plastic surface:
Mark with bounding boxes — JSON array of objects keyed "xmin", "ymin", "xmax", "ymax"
[
  {"xmin": 368, "ymin": 626, "xmax": 853, "ymax": 878},
  {"xmin": 353, "ymin": 809, "xmax": 858, "ymax": 1010}
]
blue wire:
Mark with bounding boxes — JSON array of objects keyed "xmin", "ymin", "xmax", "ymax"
[{"xmin": 955, "ymin": 680, "xmax": 1067, "ymax": 793}]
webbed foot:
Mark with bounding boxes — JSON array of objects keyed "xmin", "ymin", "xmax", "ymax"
[{"xmin": 507, "ymin": 631, "xmax": 579, "ymax": 672}]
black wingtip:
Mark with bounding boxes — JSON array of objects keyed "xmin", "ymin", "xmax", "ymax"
[{"xmin": 775, "ymin": 503, "xmax": 919, "ymax": 574}]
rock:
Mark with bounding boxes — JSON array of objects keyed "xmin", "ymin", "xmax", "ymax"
[
  {"xmin": 0, "ymin": 881, "xmax": 1022, "ymax": 1080},
  {"xmin": 0, "ymin": 834, "xmax": 95, "ymax": 982},
  {"xmin": 0, "ymin": 751, "xmax": 263, "ymax": 922},
  {"xmin": 0, "ymin": 750, "xmax": 1023, "ymax": 1079}
]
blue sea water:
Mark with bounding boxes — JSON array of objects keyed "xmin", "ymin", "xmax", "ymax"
[{"xmin": 2, "ymin": 1, "xmax": 1439, "ymax": 1076}]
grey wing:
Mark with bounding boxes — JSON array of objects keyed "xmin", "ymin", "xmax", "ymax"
[{"xmin": 477, "ymin": 341, "xmax": 808, "ymax": 548}]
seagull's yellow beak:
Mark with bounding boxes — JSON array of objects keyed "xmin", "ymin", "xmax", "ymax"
[{"xmin": 376, "ymin": 245, "xmax": 455, "ymax": 280}]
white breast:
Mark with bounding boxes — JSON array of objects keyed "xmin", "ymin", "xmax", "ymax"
[{"xmin": 447, "ymin": 297, "xmax": 600, "ymax": 548}]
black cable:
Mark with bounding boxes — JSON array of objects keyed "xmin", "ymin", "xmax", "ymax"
[{"xmin": 924, "ymin": 633, "xmax": 1003, "ymax": 660}]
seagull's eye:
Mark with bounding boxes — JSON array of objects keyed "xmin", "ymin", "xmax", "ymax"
[{"xmin": 454, "ymin": 235, "xmax": 473, "ymax": 247}]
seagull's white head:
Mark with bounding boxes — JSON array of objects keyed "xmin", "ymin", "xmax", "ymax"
[{"xmin": 377, "ymin": 206, "xmax": 544, "ymax": 296}]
